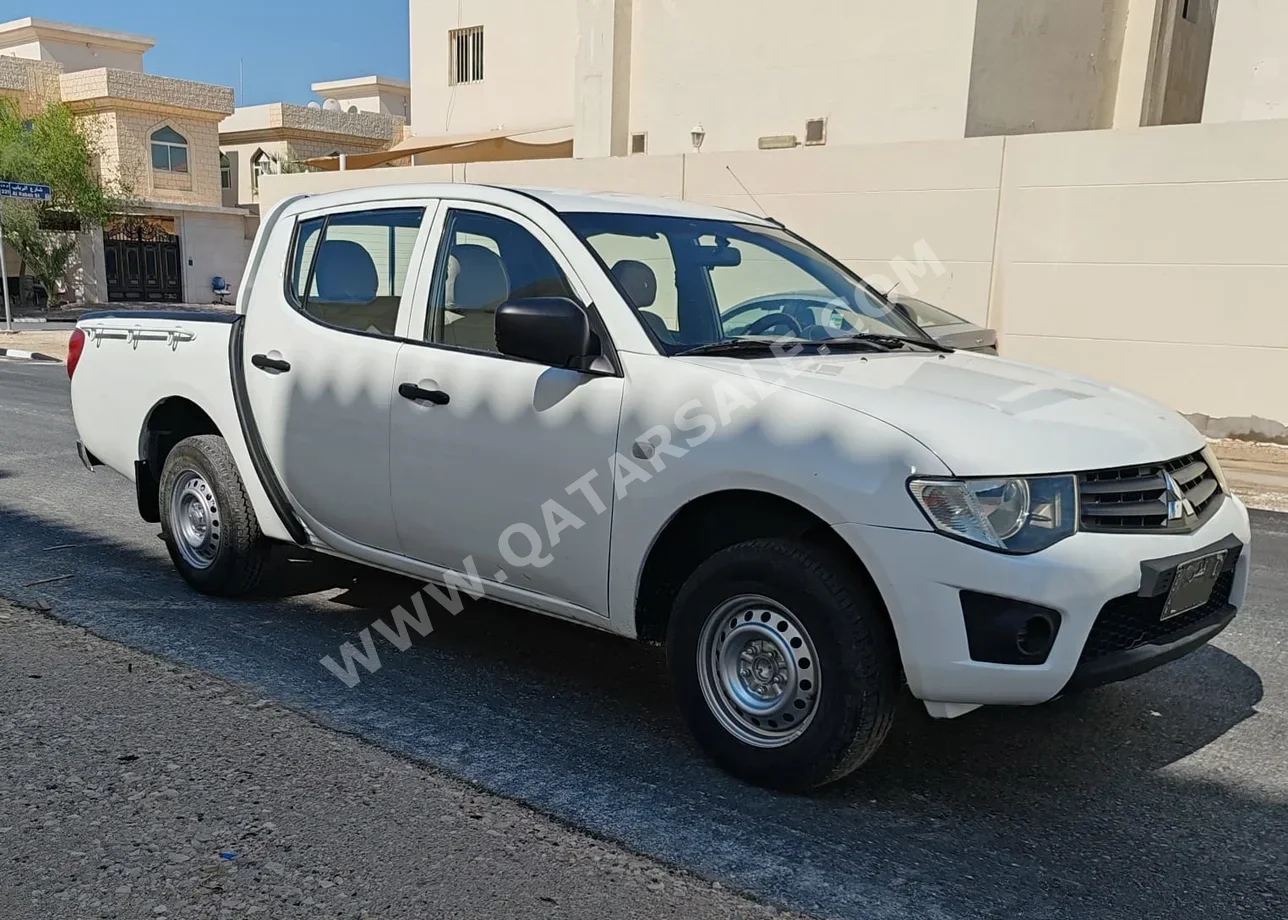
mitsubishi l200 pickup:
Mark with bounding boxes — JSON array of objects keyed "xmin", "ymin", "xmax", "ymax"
[{"xmin": 69, "ymin": 185, "xmax": 1252, "ymax": 790}]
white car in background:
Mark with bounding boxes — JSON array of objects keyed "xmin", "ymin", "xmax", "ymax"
[{"xmin": 68, "ymin": 184, "xmax": 1251, "ymax": 791}]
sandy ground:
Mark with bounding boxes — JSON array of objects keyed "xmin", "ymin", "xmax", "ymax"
[
  {"xmin": 1210, "ymin": 438, "xmax": 1288, "ymax": 465},
  {"xmin": 0, "ymin": 330, "xmax": 70, "ymax": 361},
  {"xmin": 0, "ymin": 600, "xmax": 795, "ymax": 920}
]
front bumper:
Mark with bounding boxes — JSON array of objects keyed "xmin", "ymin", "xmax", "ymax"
[{"xmin": 834, "ymin": 493, "xmax": 1252, "ymax": 708}]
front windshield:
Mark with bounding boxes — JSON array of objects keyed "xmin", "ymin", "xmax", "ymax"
[{"xmin": 563, "ymin": 212, "xmax": 932, "ymax": 355}]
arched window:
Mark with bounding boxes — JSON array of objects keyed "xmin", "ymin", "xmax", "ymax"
[
  {"xmin": 251, "ymin": 149, "xmax": 271, "ymax": 192},
  {"xmin": 220, "ymin": 152, "xmax": 231, "ymax": 189},
  {"xmin": 150, "ymin": 126, "xmax": 189, "ymax": 173}
]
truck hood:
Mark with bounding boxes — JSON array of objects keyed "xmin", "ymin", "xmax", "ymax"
[{"xmin": 685, "ymin": 350, "xmax": 1204, "ymax": 476}]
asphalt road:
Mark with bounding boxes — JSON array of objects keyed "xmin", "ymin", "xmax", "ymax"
[
  {"xmin": 1, "ymin": 600, "xmax": 792, "ymax": 920},
  {"xmin": 2, "ymin": 359, "xmax": 1286, "ymax": 920}
]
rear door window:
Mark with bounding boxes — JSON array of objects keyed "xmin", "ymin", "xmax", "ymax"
[{"xmin": 288, "ymin": 207, "xmax": 425, "ymax": 337}]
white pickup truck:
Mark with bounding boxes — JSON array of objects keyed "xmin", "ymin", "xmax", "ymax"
[{"xmin": 69, "ymin": 184, "xmax": 1252, "ymax": 790}]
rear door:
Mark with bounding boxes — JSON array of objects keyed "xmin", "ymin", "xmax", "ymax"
[{"xmin": 241, "ymin": 200, "xmax": 435, "ymax": 552}]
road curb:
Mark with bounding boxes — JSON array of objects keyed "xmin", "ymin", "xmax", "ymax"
[{"xmin": 0, "ymin": 347, "xmax": 60, "ymax": 362}]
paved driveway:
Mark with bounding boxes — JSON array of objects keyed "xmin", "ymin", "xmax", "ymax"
[{"xmin": 2, "ymin": 361, "xmax": 1285, "ymax": 920}]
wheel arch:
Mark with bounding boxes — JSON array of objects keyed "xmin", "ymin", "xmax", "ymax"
[
  {"xmin": 139, "ymin": 396, "xmax": 223, "ymax": 471},
  {"xmin": 633, "ymin": 488, "xmax": 888, "ymax": 644},
  {"xmin": 135, "ymin": 396, "xmax": 223, "ymax": 523}
]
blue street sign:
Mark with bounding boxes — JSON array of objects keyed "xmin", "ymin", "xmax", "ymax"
[{"xmin": 0, "ymin": 181, "xmax": 53, "ymax": 201}]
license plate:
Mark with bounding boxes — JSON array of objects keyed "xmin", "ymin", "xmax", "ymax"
[{"xmin": 1161, "ymin": 551, "xmax": 1227, "ymax": 620}]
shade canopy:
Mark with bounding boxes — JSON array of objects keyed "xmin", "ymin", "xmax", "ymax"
[{"xmin": 304, "ymin": 126, "xmax": 574, "ymax": 171}]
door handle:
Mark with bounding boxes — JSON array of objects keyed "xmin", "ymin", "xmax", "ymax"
[
  {"xmin": 398, "ymin": 383, "xmax": 451, "ymax": 406},
  {"xmin": 251, "ymin": 353, "xmax": 291, "ymax": 373}
]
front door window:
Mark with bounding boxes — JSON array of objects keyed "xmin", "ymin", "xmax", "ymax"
[{"xmin": 426, "ymin": 209, "xmax": 579, "ymax": 354}]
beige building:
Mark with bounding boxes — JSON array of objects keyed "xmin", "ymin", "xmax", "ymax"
[
  {"xmin": 405, "ymin": 0, "xmax": 1218, "ymax": 158},
  {"xmin": 218, "ymin": 98, "xmax": 404, "ymax": 212},
  {"xmin": 1204, "ymin": 0, "xmax": 1288, "ymax": 122},
  {"xmin": 266, "ymin": 0, "xmax": 1288, "ymax": 435},
  {"xmin": 0, "ymin": 17, "xmax": 408, "ymax": 303},
  {"xmin": 409, "ymin": 0, "xmax": 576, "ymax": 139},
  {"xmin": 1, "ymin": 17, "xmax": 249, "ymax": 304},
  {"xmin": 311, "ymin": 75, "xmax": 411, "ymax": 119}
]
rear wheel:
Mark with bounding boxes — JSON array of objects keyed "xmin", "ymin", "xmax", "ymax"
[
  {"xmin": 159, "ymin": 435, "xmax": 268, "ymax": 596},
  {"xmin": 667, "ymin": 538, "xmax": 899, "ymax": 791}
]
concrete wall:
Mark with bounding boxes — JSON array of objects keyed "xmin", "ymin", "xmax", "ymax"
[
  {"xmin": 408, "ymin": 0, "xmax": 578, "ymax": 137},
  {"xmin": 70, "ymin": 231, "xmax": 108, "ymax": 304},
  {"xmin": 627, "ymin": 0, "xmax": 978, "ymax": 156},
  {"xmin": 259, "ymin": 162, "xmax": 460, "ymax": 208},
  {"xmin": 261, "ymin": 116, "xmax": 1288, "ymax": 428},
  {"xmin": 178, "ymin": 211, "xmax": 253, "ymax": 304},
  {"xmin": 1204, "ymin": 0, "xmax": 1288, "ymax": 122},
  {"xmin": 966, "ymin": 0, "xmax": 1129, "ymax": 136},
  {"xmin": 993, "ymin": 117, "xmax": 1287, "ymax": 428}
]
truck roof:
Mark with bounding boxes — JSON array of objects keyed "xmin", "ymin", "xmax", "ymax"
[{"xmin": 285, "ymin": 183, "xmax": 774, "ymax": 226}]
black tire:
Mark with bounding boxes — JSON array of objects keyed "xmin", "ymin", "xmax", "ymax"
[
  {"xmin": 158, "ymin": 435, "xmax": 269, "ymax": 597},
  {"xmin": 667, "ymin": 538, "xmax": 899, "ymax": 791}
]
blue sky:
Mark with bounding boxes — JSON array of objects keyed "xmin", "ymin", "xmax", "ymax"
[{"xmin": 21, "ymin": 0, "xmax": 410, "ymax": 106}]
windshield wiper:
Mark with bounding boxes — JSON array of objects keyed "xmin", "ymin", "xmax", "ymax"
[
  {"xmin": 677, "ymin": 337, "xmax": 892, "ymax": 358},
  {"xmin": 823, "ymin": 333, "xmax": 954, "ymax": 353}
]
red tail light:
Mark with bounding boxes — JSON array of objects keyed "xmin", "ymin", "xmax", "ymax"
[{"xmin": 67, "ymin": 328, "xmax": 86, "ymax": 380}]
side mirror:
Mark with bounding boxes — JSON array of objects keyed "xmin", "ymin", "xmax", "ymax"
[{"xmin": 495, "ymin": 297, "xmax": 597, "ymax": 369}]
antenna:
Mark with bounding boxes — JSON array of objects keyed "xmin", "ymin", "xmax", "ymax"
[
  {"xmin": 725, "ymin": 165, "xmax": 772, "ymax": 221},
  {"xmin": 322, "ymin": 98, "xmax": 342, "ymax": 112}
]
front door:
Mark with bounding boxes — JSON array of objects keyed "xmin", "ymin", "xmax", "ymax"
[
  {"xmin": 240, "ymin": 202, "xmax": 433, "ymax": 552},
  {"xmin": 390, "ymin": 203, "xmax": 625, "ymax": 618}
]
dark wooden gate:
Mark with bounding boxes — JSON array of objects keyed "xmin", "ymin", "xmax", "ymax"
[{"xmin": 104, "ymin": 221, "xmax": 183, "ymax": 302}]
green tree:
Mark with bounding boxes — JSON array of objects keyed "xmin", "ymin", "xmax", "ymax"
[{"xmin": 0, "ymin": 100, "xmax": 126, "ymax": 307}]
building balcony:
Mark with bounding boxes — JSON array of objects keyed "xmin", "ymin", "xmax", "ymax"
[{"xmin": 219, "ymin": 102, "xmax": 401, "ymax": 146}]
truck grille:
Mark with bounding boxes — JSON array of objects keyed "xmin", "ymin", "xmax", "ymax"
[
  {"xmin": 1078, "ymin": 450, "xmax": 1222, "ymax": 534},
  {"xmin": 1080, "ymin": 564, "xmax": 1238, "ymax": 664}
]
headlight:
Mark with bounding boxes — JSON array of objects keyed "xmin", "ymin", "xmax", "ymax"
[{"xmin": 908, "ymin": 475, "xmax": 1077, "ymax": 554}]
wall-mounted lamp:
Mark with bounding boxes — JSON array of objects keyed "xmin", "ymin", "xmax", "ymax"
[{"xmin": 691, "ymin": 123, "xmax": 706, "ymax": 152}]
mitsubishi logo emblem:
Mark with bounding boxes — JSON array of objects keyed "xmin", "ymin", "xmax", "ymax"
[{"xmin": 1162, "ymin": 472, "xmax": 1196, "ymax": 522}]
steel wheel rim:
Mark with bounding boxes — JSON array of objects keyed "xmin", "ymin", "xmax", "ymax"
[
  {"xmin": 696, "ymin": 594, "xmax": 821, "ymax": 749},
  {"xmin": 170, "ymin": 469, "xmax": 220, "ymax": 570}
]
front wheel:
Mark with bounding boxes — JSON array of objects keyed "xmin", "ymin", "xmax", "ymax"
[
  {"xmin": 667, "ymin": 538, "xmax": 899, "ymax": 791},
  {"xmin": 159, "ymin": 435, "xmax": 269, "ymax": 596}
]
